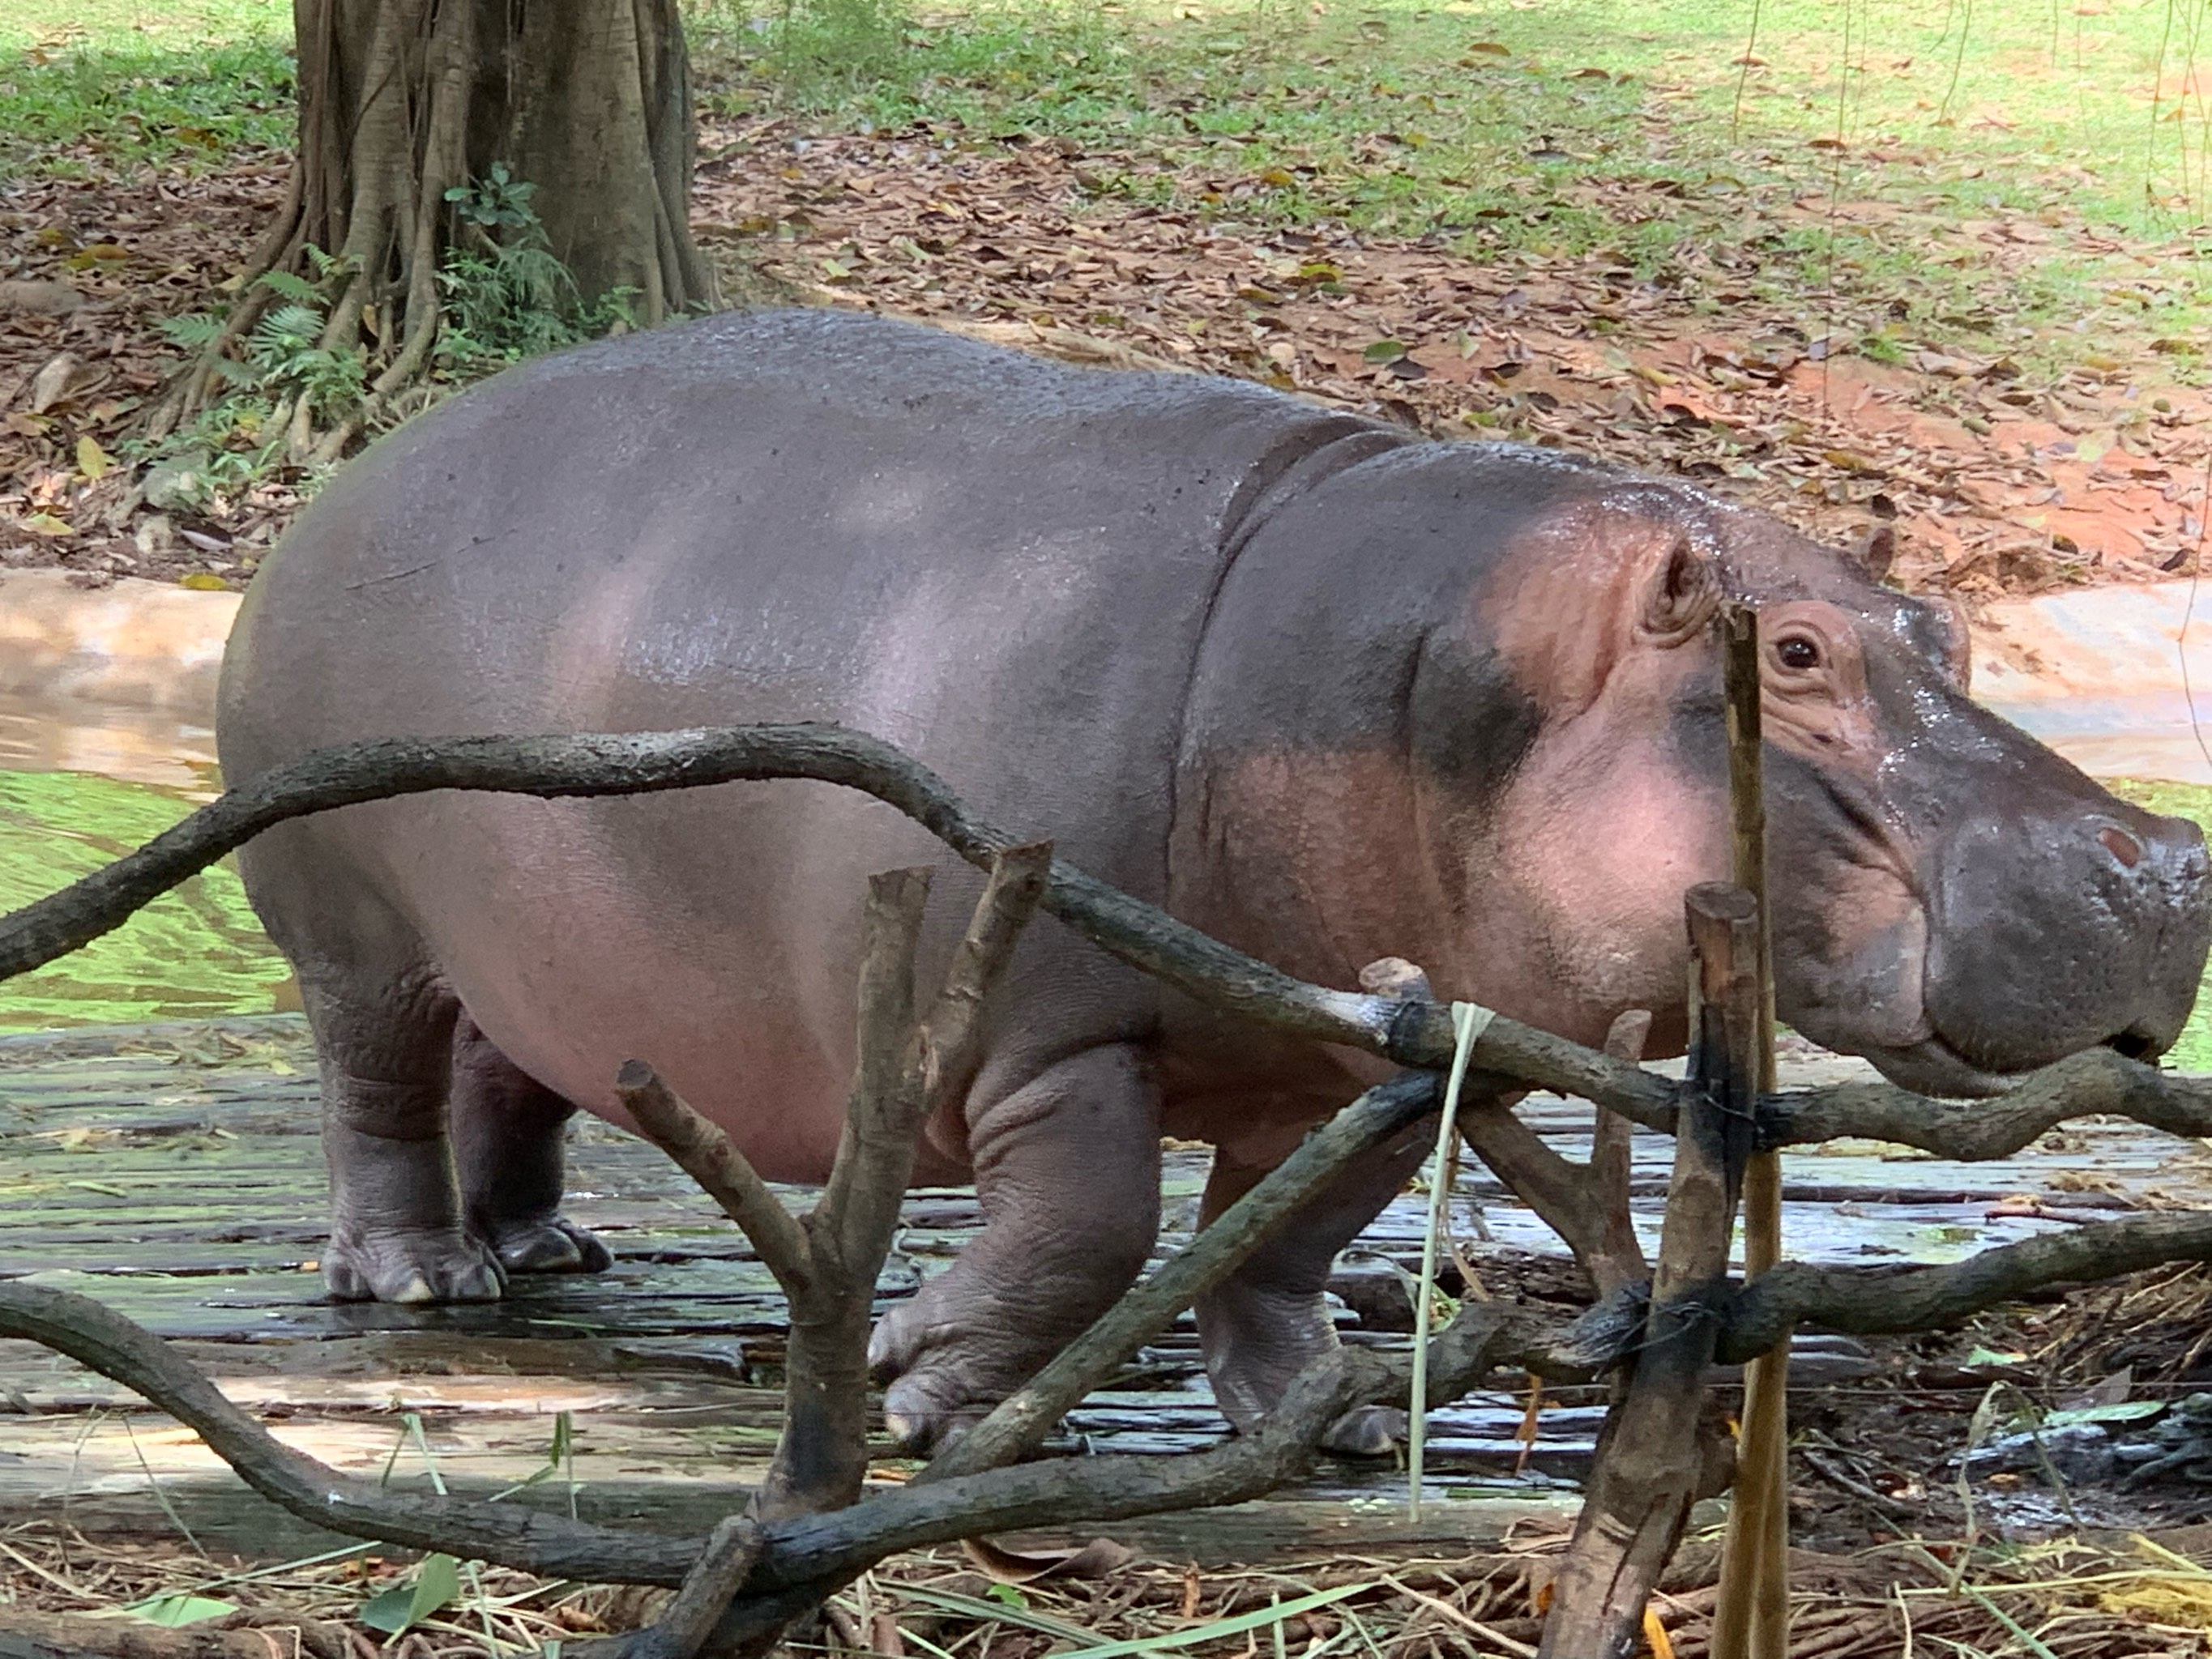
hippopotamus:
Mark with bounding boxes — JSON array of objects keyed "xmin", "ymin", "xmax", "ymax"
[{"xmin": 217, "ymin": 306, "xmax": 2210, "ymax": 1452}]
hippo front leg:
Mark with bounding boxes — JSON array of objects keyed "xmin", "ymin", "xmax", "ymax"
[
  {"xmin": 868, "ymin": 1043, "xmax": 1163, "ymax": 1451},
  {"xmin": 1195, "ymin": 1106, "xmax": 1444, "ymax": 1456}
]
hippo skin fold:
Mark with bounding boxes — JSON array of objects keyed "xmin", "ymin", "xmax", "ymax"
[{"xmin": 218, "ymin": 307, "xmax": 2212, "ymax": 1452}]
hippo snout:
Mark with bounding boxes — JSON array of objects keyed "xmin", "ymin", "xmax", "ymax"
[{"xmin": 1923, "ymin": 803, "xmax": 2212, "ymax": 1080}]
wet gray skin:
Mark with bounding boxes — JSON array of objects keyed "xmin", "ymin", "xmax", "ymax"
[{"xmin": 217, "ymin": 308, "xmax": 2211, "ymax": 1452}]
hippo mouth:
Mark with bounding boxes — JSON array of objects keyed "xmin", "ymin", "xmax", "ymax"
[{"xmin": 1862, "ymin": 1022, "xmax": 2170, "ymax": 1099}]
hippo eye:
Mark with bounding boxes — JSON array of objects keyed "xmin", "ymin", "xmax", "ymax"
[{"xmin": 1775, "ymin": 635, "xmax": 1822, "ymax": 672}]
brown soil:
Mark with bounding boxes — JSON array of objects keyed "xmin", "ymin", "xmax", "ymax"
[{"xmin": 6, "ymin": 106, "xmax": 2211, "ymax": 597}]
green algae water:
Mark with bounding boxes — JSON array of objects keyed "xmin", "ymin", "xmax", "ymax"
[
  {"xmin": 2, "ymin": 761, "xmax": 2212, "ymax": 1071},
  {"xmin": 0, "ymin": 770, "xmax": 293, "ymax": 1030}
]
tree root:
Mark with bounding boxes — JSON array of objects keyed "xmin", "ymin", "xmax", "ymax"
[{"xmin": 143, "ymin": 0, "xmax": 714, "ymax": 462}]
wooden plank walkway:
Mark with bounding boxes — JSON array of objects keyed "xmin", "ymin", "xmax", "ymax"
[{"xmin": 2, "ymin": 1017, "xmax": 2201, "ymax": 1564}]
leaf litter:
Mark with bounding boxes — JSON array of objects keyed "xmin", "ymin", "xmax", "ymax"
[
  {"xmin": 13, "ymin": 1516, "xmax": 2212, "ymax": 1658},
  {"xmin": 2, "ymin": 97, "xmax": 2211, "ymax": 604}
]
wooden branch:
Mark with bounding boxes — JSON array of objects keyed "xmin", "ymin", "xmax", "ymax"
[
  {"xmin": 916, "ymin": 840, "xmax": 1055, "ymax": 1111},
  {"xmin": 0, "ymin": 1607, "xmax": 307, "ymax": 1659},
  {"xmin": 0, "ymin": 1279, "xmax": 699, "ymax": 1584},
  {"xmin": 1458, "ymin": 1103, "xmax": 1615, "ymax": 1287},
  {"xmin": 1715, "ymin": 602, "xmax": 1787, "ymax": 1659},
  {"xmin": 1541, "ymin": 885, "xmax": 1759, "ymax": 1659},
  {"xmin": 611, "ymin": 1516, "xmax": 767, "ymax": 1659},
  {"xmin": 1589, "ymin": 1010, "xmax": 1653, "ymax": 1296},
  {"xmin": 812, "ymin": 866, "xmax": 933, "ymax": 1284},
  {"xmin": 1763, "ymin": 1044, "xmax": 2212, "ymax": 1157},
  {"xmin": 691, "ymin": 1297, "xmax": 1537, "ymax": 1653},
  {"xmin": 767, "ymin": 847, "xmax": 1047, "ymax": 1524},
  {"xmin": 927, "ymin": 1068, "xmax": 1445, "ymax": 1480},
  {"xmin": 1717, "ymin": 1210, "xmax": 2212, "ymax": 1363},
  {"xmin": 760, "ymin": 866, "xmax": 933, "ymax": 1522},
  {"xmin": 615, "ymin": 1062, "xmax": 814, "ymax": 1298},
  {"xmin": 0, "ymin": 724, "xmax": 1672, "ymax": 1132},
  {"xmin": 0, "ymin": 1273, "xmax": 1560, "ymax": 1597}
]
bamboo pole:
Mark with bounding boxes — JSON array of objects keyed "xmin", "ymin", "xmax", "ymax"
[
  {"xmin": 1536, "ymin": 884, "xmax": 1760, "ymax": 1659},
  {"xmin": 1712, "ymin": 603, "xmax": 1789, "ymax": 1659}
]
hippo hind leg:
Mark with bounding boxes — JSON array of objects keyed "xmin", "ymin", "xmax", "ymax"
[
  {"xmin": 293, "ymin": 967, "xmax": 506, "ymax": 1304},
  {"xmin": 1196, "ymin": 1112, "xmax": 1437, "ymax": 1456},
  {"xmin": 450, "ymin": 1013, "xmax": 613, "ymax": 1276}
]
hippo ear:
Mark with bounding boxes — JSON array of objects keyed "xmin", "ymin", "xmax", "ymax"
[
  {"xmin": 1638, "ymin": 533, "xmax": 1719, "ymax": 646},
  {"xmin": 1846, "ymin": 522, "xmax": 1898, "ymax": 586},
  {"xmin": 1924, "ymin": 595, "xmax": 1971, "ymax": 686}
]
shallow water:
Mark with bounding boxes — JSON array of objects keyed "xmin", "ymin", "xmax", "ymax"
[{"xmin": 0, "ymin": 757, "xmax": 293, "ymax": 1031}]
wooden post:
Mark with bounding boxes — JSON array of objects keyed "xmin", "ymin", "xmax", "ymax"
[
  {"xmin": 1537, "ymin": 885, "xmax": 1760, "ymax": 1659},
  {"xmin": 1712, "ymin": 603, "xmax": 1790, "ymax": 1659}
]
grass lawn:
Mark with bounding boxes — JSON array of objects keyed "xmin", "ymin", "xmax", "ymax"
[
  {"xmin": 684, "ymin": 0, "xmax": 2212, "ymax": 376},
  {"xmin": 6, "ymin": 0, "xmax": 2212, "ymax": 378}
]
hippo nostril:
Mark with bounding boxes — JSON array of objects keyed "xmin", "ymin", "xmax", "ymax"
[
  {"xmin": 2099, "ymin": 825, "xmax": 2144, "ymax": 868},
  {"xmin": 2104, "ymin": 1028, "xmax": 2159, "ymax": 1061}
]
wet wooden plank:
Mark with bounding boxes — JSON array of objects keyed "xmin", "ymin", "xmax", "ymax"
[{"xmin": 1, "ymin": 1016, "xmax": 2202, "ymax": 1564}]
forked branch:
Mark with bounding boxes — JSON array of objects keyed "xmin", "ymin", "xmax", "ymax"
[{"xmin": 620, "ymin": 846, "xmax": 1050, "ymax": 1524}]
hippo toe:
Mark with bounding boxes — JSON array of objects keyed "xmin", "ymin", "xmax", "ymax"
[
  {"xmin": 476, "ymin": 1216, "xmax": 613, "ymax": 1276},
  {"xmin": 324, "ymin": 1228, "xmax": 507, "ymax": 1304},
  {"xmin": 866, "ymin": 1294, "xmax": 1021, "ymax": 1453},
  {"xmin": 1322, "ymin": 1405, "xmax": 1407, "ymax": 1458}
]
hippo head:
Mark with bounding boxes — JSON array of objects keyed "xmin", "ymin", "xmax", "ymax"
[
  {"xmin": 1470, "ymin": 467, "xmax": 2212, "ymax": 1095},
  {"xmin": 1181, "ymin": 442, "xmax": 2210, "ymax": 1098}
]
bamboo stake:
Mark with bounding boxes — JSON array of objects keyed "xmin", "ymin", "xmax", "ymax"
[
  {"xmin": 1712, "ymin": 603, "xmax": 1789, "ymax": 1659},
  {"xmin": 1536, "ymin": 884, "xmax": 1760, "ymax": 1659}
]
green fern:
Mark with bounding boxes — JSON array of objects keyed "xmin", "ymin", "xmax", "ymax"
[
  {"xmin": 255, "ymin": 267, "xmax": 322, "ymax": 304},
  {"xmin": 157, "ymin": 312, "xmax": 225, "ymax": 349},
  {"xmin": 249, "ymin": 303, "xmax": 325, "ymax": 362}
]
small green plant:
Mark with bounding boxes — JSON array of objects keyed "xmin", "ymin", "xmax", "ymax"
[
  {"xmin": 433, "ymin": 163, "xmax": 637, "ymax": 373},
  {"xmin": 443, "ymin": 160, "xmax": 538, "ymax": 232},
  {"xmin": 122, "ymin": 399, "xmax": 280, "ymax": 514}
]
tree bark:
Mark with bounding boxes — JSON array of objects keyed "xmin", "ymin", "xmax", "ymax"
[{"xmin": 160, "ymin": 0, "xmax": 715, "ymax": 450}]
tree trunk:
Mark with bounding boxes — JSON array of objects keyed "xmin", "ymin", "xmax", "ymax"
[{"xmin": 161, "ymin": 0, "xmax": 716, "ymax": 456}]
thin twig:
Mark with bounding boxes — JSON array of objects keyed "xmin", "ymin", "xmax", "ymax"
[{"xmin": 615, "ymin": 1062, "xmax": 814, "ymax": 1296}]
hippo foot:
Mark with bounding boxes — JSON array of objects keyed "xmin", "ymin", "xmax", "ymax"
[
  {"xmin": 324, "ymin": 1227, "xmax": 507, "ymax": 1304},
  {"xmin": 1321, "ymin": 1404, "xmax": 1408, "ymax": 1457},
  {"xmin": 477, "ymin": 1215, "xmax": 614, "ymax": 1276},
  {"xmin": 867, "ymin": 1297, "xmax": 1038, "ymax": 1454}
]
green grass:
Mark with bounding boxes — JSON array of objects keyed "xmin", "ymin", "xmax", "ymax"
[
  {"xmin": 11, "ymin": 0, "xmax": 2212, "ymax": 367},
  {"xmin": 0, "ymin": 1, "xmax": 291, "ymax": 178},
  {"xmin": 686, "ymin": 0, "xmax": 2212, "ymax": 375}
]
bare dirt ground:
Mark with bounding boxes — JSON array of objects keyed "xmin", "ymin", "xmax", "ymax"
[{"xmin": 5, "ymin": 107, "xmax": 2211, "ymax": 596}]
